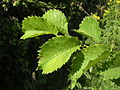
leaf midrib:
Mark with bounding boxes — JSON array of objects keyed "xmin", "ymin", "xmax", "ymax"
[{"xmin": 41, "ymin": 46, "xmax": 80, "ymax": 67}]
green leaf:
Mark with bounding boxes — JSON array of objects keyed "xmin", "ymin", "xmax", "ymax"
[
  {"xmin": 101, "ymin": 67, "xmax": 120, "ymax": 80},
  {"xmin": 74, "ymin": 16, "xmax": 101, "ymax": 42},
  {"xmin": 21, "ymin": 16, "xmax": 58, "ymax": 39},
  {"xmin": 69, "ymin": 44, "xmax": 110, "ymax": 89},
  {"xmin": 43, "ymin": 9, "xmax": 68, "ymax": 35},
  {"xmin": 100, "ymin": 51, "xmax": 120, "ymax": 80},
  {"xmin": 37, "ymin": 36, "xmax": 81, "ymax": 74}
]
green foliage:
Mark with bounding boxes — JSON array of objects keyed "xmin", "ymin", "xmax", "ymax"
[
  {"xmin": 69, "ymin": 44, "xmax": 110, "ymax": 89},
  {"xmin": 2, "ymin": 0, "xmax": 120, "ymax": 89},
  {"xmin": 74, "ymin": 16, "xmax": 101, "ymax": 43},
  {"xmin": 37, "ymin": 36, "xmax": 81, "ymax": 74},
  {"xmin": 90, "ymin": 77, "xmax": 120, "ymax": 90},
  {"xmin": 21, "ymin": 9, "xmax": 70, "ymax": 39},
  {"xmin": 102, "ymin": 0, "xmax": 120, "ymax": 52},
  {"xmin": 100, "ymin": 0, "xmax": 120, "ymax": 81},
  {"xmin": 21, "ymin": 9, "xmax": 111, "ymax": 89}
]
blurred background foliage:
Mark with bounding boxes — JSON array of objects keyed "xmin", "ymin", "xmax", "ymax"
[{"xmin": 0, "ymin": 0, "xmax": 117, "ymax": 90}]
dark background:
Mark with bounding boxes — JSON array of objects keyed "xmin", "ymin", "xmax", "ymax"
[{"xmin": 0, "ymin": 0, "xmax": 107, "ymax": 90}]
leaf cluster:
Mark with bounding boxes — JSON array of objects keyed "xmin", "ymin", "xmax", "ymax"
[{"xmin": 21, "ymin": 9, "xmax": 110, "ymax": 89}]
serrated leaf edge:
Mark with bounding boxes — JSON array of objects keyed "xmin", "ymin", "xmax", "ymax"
[
  {"xmin": 43, "ymin": 9, "xmax": 68, "ymax": 35},
  {"xmin": 42, "ymin": 46, "xmax": 80, "ymax": 74},
  {"xmin": 100, "ymin": 67, "xmax": 120, "ymax": 80},
  {"xmin": 37, "ymin": 36, "xmax": 81, "ymax": 74}
]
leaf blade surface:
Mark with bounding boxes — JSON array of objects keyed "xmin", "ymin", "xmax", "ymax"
[
  {"xmin": 37, "ymin": 36, "xmax": 81, "ymax": 74},
  {"xmin": 21, "ymin": 16, "xmax": 58, "ymax": 39},
  {"xmin": 43, "ymin": 9, "xmax": 68, "ymax": 35},
  {"xmin": 74, "ymin": 16, "xmax": 101, "ymax": 42}
]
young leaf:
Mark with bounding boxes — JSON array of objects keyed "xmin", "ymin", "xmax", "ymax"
[
  {"xmin": 69, "ymin": 44, "xmax": 110, "ymax": 89},
  {"xmin": 37, "ymin": 36, "xmax": 81, "ymax": 74},
  {"xmin": 21, "ymin": 16, "xmax": 58, "ymax": 39},
  {"xmin": 74, "ymin": 16, "xmax": 101, "ymax": 42},
  {"xmin": 43, "ymin": 9, "xmax": 68, "ymax": 35}
]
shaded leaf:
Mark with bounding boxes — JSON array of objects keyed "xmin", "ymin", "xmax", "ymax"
[
  {"xmin": 69, "ymin": 50, "xmax": 84, "ymax": 76},
  {"xmin": 69, "ymin": 44, "xmax": 110, "ymax": 89}
]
